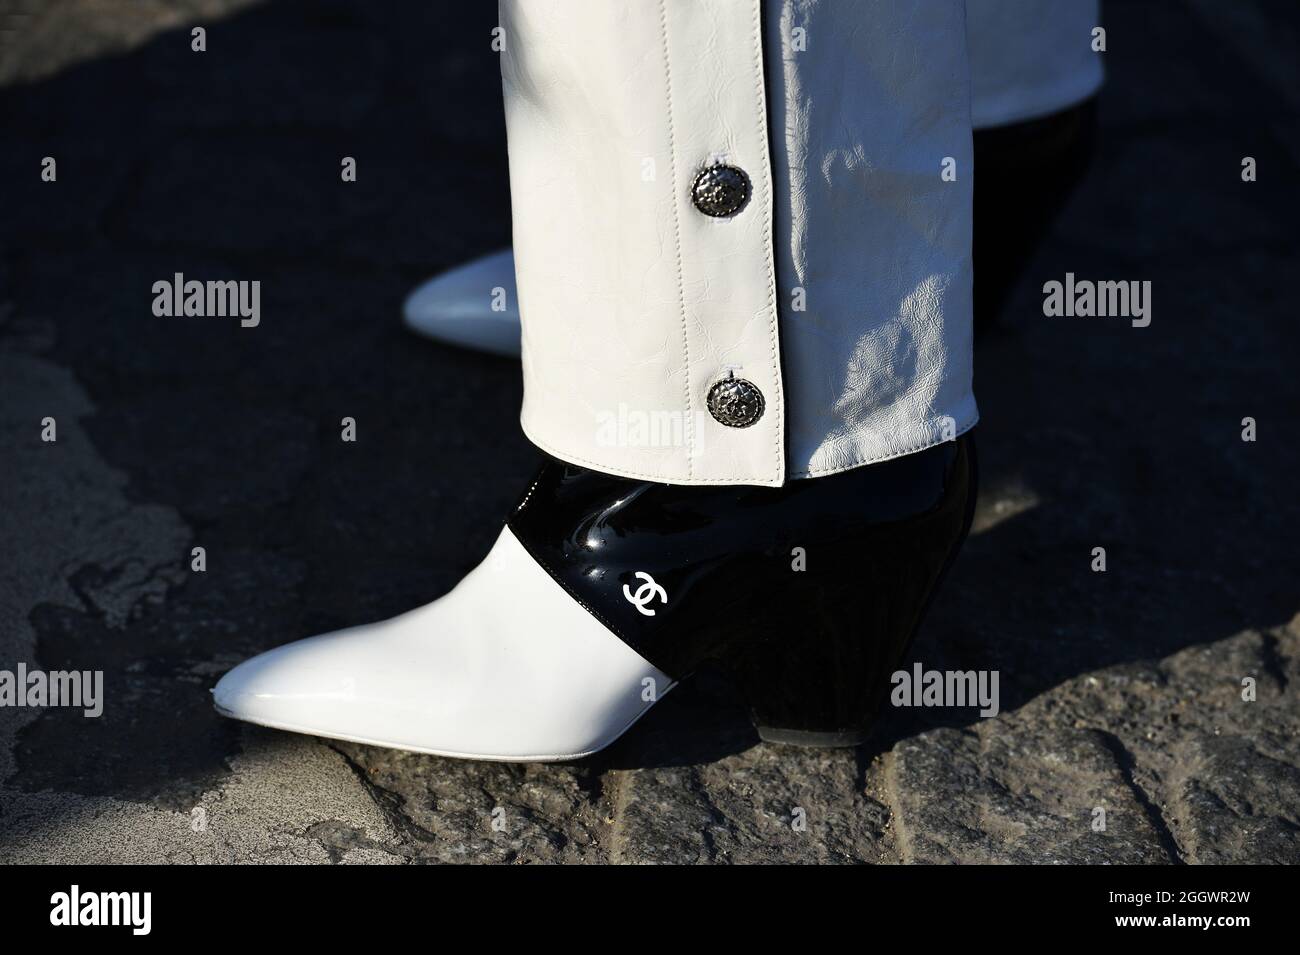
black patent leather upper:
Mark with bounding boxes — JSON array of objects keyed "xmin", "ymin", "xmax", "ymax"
[{"xmin": 508, "ymin": 436, "xmax": 976, "ymax": 680}]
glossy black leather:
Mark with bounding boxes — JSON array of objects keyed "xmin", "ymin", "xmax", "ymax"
[{"xmin": 508, "ymin": 434, "xmax": 977, "ymax": 742}]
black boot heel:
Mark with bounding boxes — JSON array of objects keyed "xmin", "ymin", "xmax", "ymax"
[
  {"xmin": 508, "ymin": 433, "xmax": 977, "ymax": 750},
  {"xmin": 734, "ymin": 581, "xmax": 911, "ymax": 747},
  {"xmin": 721, "ymin": 437, "xmax": 977, "ymax": 746},
  {"xmin": 743, "ymin": 630, "xmax": 881, "ymax": 746}
]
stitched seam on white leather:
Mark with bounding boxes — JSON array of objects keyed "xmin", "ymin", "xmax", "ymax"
[
  {"xmin": 789, "ymin": 413, "xmax": 980, "ymax": 478},
  {"xmin": 658, "ymin": 0, "xmax": 695, "ymax": 481},
  {"xmin": 749, "ymin": 0, "xmax": 784, "ymax": 485},
  {"xmin": 521, "ymin": 418, "xmax": 783, "ymax": 486}
]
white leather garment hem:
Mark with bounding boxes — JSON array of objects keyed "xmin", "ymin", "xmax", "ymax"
[
  {"xmin": 213, "ymin": 528, "xmax": 673, "ymax": 761},
  {"xmin": 766, "ymin": 0, "xmax": 976, "ymax": 481},
  {"xmin": 501, "ymin": 0, "xmax": 976, "ymax": 486}
]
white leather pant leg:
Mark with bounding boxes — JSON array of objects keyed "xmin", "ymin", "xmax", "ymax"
[
  {"xmin": 967, "ymin": 0, "xmax": 1105, "ymax": 129},
  {"xmin": 500, "ymin": 0, "xmax": 976, "ymax": 486},
  {"xmin": 766, "ymin": 0, "xmax": 977, "ymax": 479}
]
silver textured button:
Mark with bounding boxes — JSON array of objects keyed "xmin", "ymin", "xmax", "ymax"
[
  {"xmin": 706, "ymin": 373, "xmax": 765, "ymax": 428},
  {"xmin": 691, "ymin": 164, "xmax": 751, "ymax": 217}
]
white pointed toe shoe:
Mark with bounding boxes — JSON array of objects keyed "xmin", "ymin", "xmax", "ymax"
[
  {"xmin": 400, "ymin": 248, "xmax": 521, "ymax": 358},
  {"xmin": 215, "ymin": 443, "xmax": 976, "ymax": 761},
  {"xmin": 214, "ymin": 526, "xmax": 672, "ymax": 761}
]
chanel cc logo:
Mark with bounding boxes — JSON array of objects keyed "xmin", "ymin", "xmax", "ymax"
[{"xmin": 622, "ymin": 571, "xmax": 668, "ymax": 617}]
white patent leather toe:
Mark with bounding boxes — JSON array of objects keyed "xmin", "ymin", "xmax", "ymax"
[
  {"xmin": 401, "ymin": 248, "xmax": 521, "ymax": 357},
  {"xmin": 213, "ymin": 527, "xmax": 671, "ymax": 761}
]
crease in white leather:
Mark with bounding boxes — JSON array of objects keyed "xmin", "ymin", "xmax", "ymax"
[
  {"xmin": 213, "ymin": 527, "xmax": 672, "ymax": 761},
  {"xmin": 967, "ymin": 0, "xmax": 1105, "ymax": 129},
  {"xmin": 766, "ymin": 0, "xmax": 977, "ymax": 478},
  {"xmin": 501, "ymin": 0, "xmax": 979, "ymax": 485}
]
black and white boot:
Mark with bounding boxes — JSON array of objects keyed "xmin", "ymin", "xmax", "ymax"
[{"xmin": 213, "ymin": 435, "xmax": 975, "ymax": 760}]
